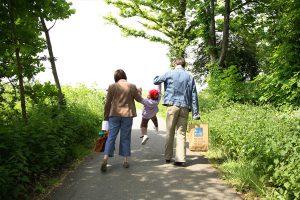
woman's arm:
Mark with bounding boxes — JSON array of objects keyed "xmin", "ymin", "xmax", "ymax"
[
  {"xmin": 104, "ymin": 85, "xmax": 113, "ymax": 120},
  {"xmin": 132, "ymin": 85, "xmax": 143, "ymax": 103}
]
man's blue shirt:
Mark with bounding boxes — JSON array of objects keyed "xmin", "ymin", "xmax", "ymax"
[{"xmin": 153, "ymin": 66, "xmax": 200, "ymax": 117}]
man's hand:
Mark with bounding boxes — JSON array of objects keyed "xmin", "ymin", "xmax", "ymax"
[{"xmin": 192, "ymin": 114, "xmax": 200, "ymax": 120}]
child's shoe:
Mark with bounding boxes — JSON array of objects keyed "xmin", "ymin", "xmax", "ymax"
[
  {"xmin": 141, "ymin": 135, "xmax": 149, "ymax": 145},
  {"xmin": 100, "ymin": 160, "xmax": 107, "ymax": 172},
  {"xmin": 154, "ymin": 126, "xmax": 159, "ymax": 133}
]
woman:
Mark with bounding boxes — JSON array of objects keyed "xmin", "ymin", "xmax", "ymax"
[{"xmin": 101, "ymin": 69, "xmax": 142, "ymax": 172}]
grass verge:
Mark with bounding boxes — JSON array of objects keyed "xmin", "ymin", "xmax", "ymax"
[{"xmin": 31, "ymin": 144, "xmax": 93, "ymax": 200}]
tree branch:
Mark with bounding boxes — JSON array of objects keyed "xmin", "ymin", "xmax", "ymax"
[
  {"xmin": 104, "ymin": 15, "xmax": 171, "ymax": 45},
  {"xmin": 132, "ymin": 2, "xmax": 174, "ymax": 38},
  {"xmin": 48, "ymin": 20, "xmax": 57, "ymax": 31}
]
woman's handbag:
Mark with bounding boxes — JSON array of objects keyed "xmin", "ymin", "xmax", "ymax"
[
  {"xmin": 94, "ymin": 121, "xmax": 109, "ymax": 152},
  {"xmin": 94, "ymin": 130, "xmax": 108, "ymax": 152}
]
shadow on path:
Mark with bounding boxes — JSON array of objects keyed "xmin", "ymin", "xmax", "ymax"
[{"xmin": 46, "ymin": 114, "xmax": 241, "ymax": 200}]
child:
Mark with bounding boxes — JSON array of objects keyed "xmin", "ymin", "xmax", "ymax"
[{"xmin": 139, "ymin": 85, "xmax": 161, "ymax": 145}]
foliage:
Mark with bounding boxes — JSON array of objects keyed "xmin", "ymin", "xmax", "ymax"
[
  {"xmin": 254, "ymin": 72, "xmax": 300, "ymax": 106},
  {"xmin": 104, "ymin": 0, "xmax": 205, "ymax": 59},
  {"xmin": 252, "ymin": 0, "xmax": 300, "ymax": 107},
  {"xmin": 200, "ymin": 99, "xmax": 300, "ymax": 199},
  {"xmin": 0, "ymin": 0, "xmax": 75, "ymax": 121},
  {"xmin": 0, "ymin": 84, "xmax": 105, "ymax": 199},
  {"xmin": 220, "ymin": 160, "xmax": 264, "ymax": 195},
  {"xmin": 103, "ymin": 0, "xmax": 300, "ymax": 107},
  {"xmin": 207, "ymin": 65, "xmax": 248, "ymax": 102}
]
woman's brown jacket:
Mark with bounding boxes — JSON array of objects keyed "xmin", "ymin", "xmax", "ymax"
[{"xmin": 104, "ymin": 79, "xmax": 142, "ymax": 120}]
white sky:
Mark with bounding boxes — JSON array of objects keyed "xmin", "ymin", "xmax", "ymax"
[{"xmin": 37, "ymin": 0, "xmax": 170, "ymax": 90}]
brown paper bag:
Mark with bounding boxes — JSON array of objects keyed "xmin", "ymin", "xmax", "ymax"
[{"xmin": 188, "ymin": 124, "xmax": 209, "ymax": 151}]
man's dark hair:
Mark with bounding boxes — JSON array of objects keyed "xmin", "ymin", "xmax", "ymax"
[
  {"xmin": 114, "ymin": 69, "xmax": 127, "ymax": 82},
  {"xmin": 174, "ymin": 57, "xmax": 186, "ymax": 67}
]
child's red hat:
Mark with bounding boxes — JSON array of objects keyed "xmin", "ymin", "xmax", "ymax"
[{"xmin": 148, "ymin": 89, "xmax": 159, "ymax": 100}]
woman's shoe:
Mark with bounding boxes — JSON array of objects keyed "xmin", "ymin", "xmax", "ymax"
[
  {"xmin": 123, "ymin": 162, "xmax": 130, "ymax": 168},
  {"xmin": 101, "ymin": 160, "xmax": 107, "ymax": 172}
]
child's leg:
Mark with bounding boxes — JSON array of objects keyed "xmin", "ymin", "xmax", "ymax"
[
  {"xmin": 140, "ymin": 118, "xmax": 149, "ymax": 136},
  {"xmin": 141, "ymin": 118, "xmax": 150, "ymax": 145},
  {"xmin": 151, "ymin": 115, "xmax": 159, "ymax": 132}
]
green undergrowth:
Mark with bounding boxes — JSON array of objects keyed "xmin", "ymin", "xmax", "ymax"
[
  {"xmin": 0, "ymin": 84, "xmax": 105, "ymax": 199},
  {"xmin": 198, "ymin": 91, "xmax": 300, "ymax": 199},
  {"xmin": 31, "ymin": 143, "xmax": 91, "ymax": 200},
  {"xmin": 157, "ymin": 89, "xmax": 300, "ymax": 199}
]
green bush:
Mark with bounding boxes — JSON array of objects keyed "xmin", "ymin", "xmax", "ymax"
[
  {"xmin": 201, "ymin": 102, "xmax": 300, "ymax": 199},
  {"xmin": 208, "ymin": 65, "xmax": 247, "ymax": 102},
  {"xmin": 0, "ymin": 84, "xmax": 105, "ymax": 199},
  {"xmin": 254, "ymin": 71, "xmax": 300, "ymax": 107},
  {"xmin": 0, "ymin": 124, "xmax": 30, "ymax": 199}
]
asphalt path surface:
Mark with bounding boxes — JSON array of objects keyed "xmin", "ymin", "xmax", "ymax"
[{"xmin": 47, "ymin": 112, "xmax": 241, "ymax": 200}]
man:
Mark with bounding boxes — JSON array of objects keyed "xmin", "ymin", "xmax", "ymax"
[{"xmin": 153, "ymin": 57, "xmax": 200, "ymax": 167}]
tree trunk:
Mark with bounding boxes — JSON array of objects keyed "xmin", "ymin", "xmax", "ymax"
[
  {"xmin": 218, "ymin": 0, "xmax": 230, "ymax": 68},
  {"xmin": 8, "ymin": 0, "xmax": 27, "ymax": 122},
  {"xmin": 16, "ymin": 48, "xmax": 27, "ymax": 122},
  {"xmin": 178, "ymin": 0, "xmax": 187, "ymax": 58},
  {"xmin": 40, "ymin": 17, "xmax": 64, "ymax": 106},
  {"xmin": 169, "ymin": 0, "xmax": 187, "ymax": 60},
  {"xmin": 208, "ymin": 0, "xmax": 218, "ymax": 63}
]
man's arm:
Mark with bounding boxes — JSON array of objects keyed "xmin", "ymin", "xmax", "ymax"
[
  {"xmin": 153, "ymin": 72, "xmax": 168, "ymax": 85},
  {"xmin": 191, "ymin": 78, "xmax": 200, "ymax": 120}
]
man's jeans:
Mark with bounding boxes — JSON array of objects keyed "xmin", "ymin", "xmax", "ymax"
[
  {"xmin": 104, "ymin": 116, "xmax": 133, "ymax": 157},
  {"xmin": 165, "ymin": 106, "xmax": 189, "ymax": 162}
]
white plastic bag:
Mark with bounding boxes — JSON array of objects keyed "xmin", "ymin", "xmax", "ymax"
[{"xmin": 101, "ymin": 120, "xmax": 109, "ymax": 131}]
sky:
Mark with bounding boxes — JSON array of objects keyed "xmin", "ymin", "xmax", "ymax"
[{"xmin": 37, "ymin": 0, "xmax": 170, "ymax": 90}]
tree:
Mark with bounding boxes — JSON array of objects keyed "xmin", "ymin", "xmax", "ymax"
[
  {"xmin": 36, "ymin": 0, "xmax": 75, "ymax": 106},
  {"xmin": 218, "ymin": 0, "xmax": 230, "ymax": 67},
  {"xmin": 191, "ymin": 0, "xmax": 266, "ymax": 81},
  {"xmin": 103, "ymin": 0, "xmax": 248, "ymax": 82},
  {"xmin": 0, "ymin": 0, "xmax": 73, "ymax": 122},
  {"xmin": 254, "ymin": 0, "xmax": 300, "ymax": 105},
  {"xmin": 104, "ymin": 0, "xmax": 205, "ymax": 60},
  {"xmin": 40, "ymin": 18, "xmax": 65, "ymax": 105},
  {"xmin": 5, "ymin": 0, "xmax": 44, "ymax": 122}
]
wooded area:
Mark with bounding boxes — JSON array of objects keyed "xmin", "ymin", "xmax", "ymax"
[
  {"xmin": 105, "ymin": 0, "xmax": 300, "ymax": 105},
  {"xmin": 1, "ymin": 0, "xmax": 299, "ymax": 199}
]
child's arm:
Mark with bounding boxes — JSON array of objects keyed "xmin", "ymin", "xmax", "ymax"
[
  {"xmin": 157, "ymin": 84, "xmax": 161, "ymax": 94},
  {"xmin": 157, "ymin": 84, "xmax": 162, "ymax": 102}
]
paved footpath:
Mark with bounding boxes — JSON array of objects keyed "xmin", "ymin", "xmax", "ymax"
[{"xmin": 47, "ymin": 113, "xmax": 241, "ymax": 200}]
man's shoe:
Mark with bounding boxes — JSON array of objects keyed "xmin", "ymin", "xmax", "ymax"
[
  {"xmin": 165, "ymin": 159, "xmax": 171, "ymax": 163},
  {"xmin": 174, "ymin": 162, "xmax": 186, "ymax": 167},
  {"xmin": 141, "ymin": 135, "xmax": 149, "ymax": 145}
]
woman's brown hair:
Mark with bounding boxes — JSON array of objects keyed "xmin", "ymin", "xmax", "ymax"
[{"xmin": 114, "ymin": 69, "xmax": 127, "ymax": 82}]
